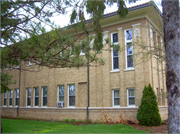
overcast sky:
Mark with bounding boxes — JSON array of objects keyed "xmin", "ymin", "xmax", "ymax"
[{"xmin": 48, "ymin": 0, "xmax": 162, "ymax": 30}]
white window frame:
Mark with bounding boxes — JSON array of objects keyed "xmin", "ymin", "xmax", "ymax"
[
  {"xmin": 125, "ymin": 29, "xmax": 134, "ymax": 70},
  {"xmin": 111, "ymin": 32, "xmax": 119, "ymax": 72},
  {"xmin": 127, "ymin": 88, "xmax": 135, "ymax": 107},
  {"xmin": 34, "ymin": 87, "xmax": 39, "ymax": 107},
  {"xmin": 42, "ymin": 87, "xmax": 48, "ymax": 107},
  {"xmin": 15, "ymin": 89, "xmax": 19, "ymax": 106},
  {"xmin": 112, "ymin": 89, "xmax": 120, "ymax": 107},
  {"xmin": 68, "ymin": 84, "xmax": 75, "ymax": 107},
  {"xmin": 4, "ymin": 92, "xmax": 7, "ymax": 106},
  {"xmin": 26, "ymin": 88, "xmax": 31, "ymax": 107},
  {"xmin": 58, "ymin": 85, "xmax": 64, "ymax": 102},
  {"xmin": 9, "ymin": 91, "xmax": 13, "ymax": 106}
]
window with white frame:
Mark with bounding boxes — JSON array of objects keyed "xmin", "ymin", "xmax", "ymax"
[
  {"xmin": 9, "ymin": 91, "xmax": 13, "ymax": 106},
  {"xmin": 68, "ymin": 84, "xmax": 75, "ymax": 107},
  {"xmin": 113, "ymin": 89, "xmax": 120, "ymax": 106},
  {"xmin": 125, "ymin": 29, "xmax": 134, "ymax": 68},
  {"xmin": 58, "ymin": 85, "xmax": 64, "ymax": 102},
  {"xmin": 127, "ymin": 88, "xmax": 135, "ymax": 106},
  {"xmin": 42, "ymin": 87, "xmax": 47, "ymax": 106},
  {"xmin": 27, "ymin": 88, "xmax": 31, "ymax": 106},
  {"xmin": 34, "ymin": 87, "xmax": 39, "ymax": 106},
  {"xmin": 111, "ymin": 32, "xmax": 119, "ymax": 70},
  {"xmin": 15, "ymin": 89, "xmax": 19, "ymax": 106},
  {"xmin": 4, "ymin": 92, "xmax": 7, "ymax": 106}
]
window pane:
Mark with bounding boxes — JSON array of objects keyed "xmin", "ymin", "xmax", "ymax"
[
  {"xmin": 16, "ymin": 89, "xmax": 19, "ymax": 97},
  {"xmin": 114, "ymin": 98, "xmax": 120, "ymax": 105},
  {"xmin": 113, "ymin": 33, "xmax": 118, "ymax": 43},
  {"xmin": 114, "ymin": 90, "xmax": 120, "ymax": 97},
  {"xmin": 10, "ymin": 91, "xmax": 12, "ymax": 98},
  {"xmin": 126, "ymin": 30, "xmax": 132, "ymax": 40},
  {"xmin": 59, "ymin": 86, "xmax": 64, "ymax": 96},
  {"xmin": 59, "ymin": 96, "xmax": 64, "ymax": 102},
  {"xmin": 69, "ymin": 85, "xmax": 75, "ymax": 96},
  {"xmin": 43, "ymin": 87, "xmax": 47, "ymax": 97},
  {"xmin": 35, "ymin": 88, "xmax": 39, "ymax": 96},
  {"xmin": 113, "ymin": 57, "xmax": 119, "ymax": 69},
  {"xmin": 69, "ymin": 96, "xmax": 75, "ymax": 106},
  {"xmin": 43, "ymin": 97, "xmax": 47, "ymax": 106},
  {"xmin": 4, "ymin": 99, "xmax": 6, "ymax": 105},
  {"xmin": 129, "ymin": 98, "xmax": 135, "ymax": 105},
  {"xmin": 127, "ymin": 56, "xmax": 134, "ymax": 67},
  {"xmin": 35, "ymin": 97, "xmax": 39, "ymax": 106},
  {"xmin": 113, "ymin": 51, "xmax": 118, "ymax": 57},
  {"xmin": 127, "ymin": 43, "xmax": 133, "ymax": 55},
  {"xmin": 129, "ymin": 89, "xmax": 135, "ymax": 96},
  {"xmin": 16, "ymin": 98, "xmax": 19, "ymax": 105},
  {"xmin": 27, "ymin": 98, "xmax": 31, "ymax": 106},
  {"xmin": 10, "ymin": 98, "xmax": 12, "ymax": 106}
]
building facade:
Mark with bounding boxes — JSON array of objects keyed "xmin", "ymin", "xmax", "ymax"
[{"xmin": 1, "ymin": 2, "xmax": 167, "ymax": 121}]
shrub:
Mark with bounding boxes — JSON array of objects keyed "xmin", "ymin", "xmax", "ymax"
[{"xmin": 137, "ymin": 84, "xmax": 162, "ymax": 126}]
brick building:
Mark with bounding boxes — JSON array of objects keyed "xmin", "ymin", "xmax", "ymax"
[{"xmin": 1, "ymin": 2, "xmax": 167, "ymax": 121}]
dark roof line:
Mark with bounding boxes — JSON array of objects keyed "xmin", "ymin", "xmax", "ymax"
[{"xmin": 63, "ymin": 1, "xmax": 162, "ymax": 30}]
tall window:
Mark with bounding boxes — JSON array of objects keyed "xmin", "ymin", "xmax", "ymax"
[
  {"xmin": 42, "ymin": 87, "xmax": 47, "ymax": 106},
  {"xmin": 15, "ymin": 89, "xmax": 19, "ymax": 106},
  {"xmin": 4, "ymin": 92, "xmax": 7, "ymax": 106},
  {"xmin": 68, "ymin": 84, "xmax": 75, "ymax": 107},
  {"xmin": 58, "ymin": 85, "xmax": 64, "ymax": 102},
  {"xmin": 125, "ymin": 29, "xmax": 134, "ymax": 68},
  {"xmin": 27, "ymin": 88, "xmax": 31, "ymax": 106},
  {"xmin": 9, "ymin": 91, "xmax": 13, "ymax": 106},
  {"xmin": 111, "ymin": 32, "xmax": 119, "ymax": 70},
  {"xmin": 127, "ymin": 88, "xmax": 135, "ymax": 106},
  {"xmin": 113, "ymin": 89, "xmax": 120, "ymax": 107},
  {"xmin": 34, "ymin": 87, "xmax": 39, "ymax": 106}
]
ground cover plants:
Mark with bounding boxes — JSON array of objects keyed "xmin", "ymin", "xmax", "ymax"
[{"xmin": 1, "ymin": 118, "xmax": 147, "ymax": 133}]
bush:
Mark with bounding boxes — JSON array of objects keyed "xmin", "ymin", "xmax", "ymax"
[{"xmin": 137, "ymin": 84, "xmax": 162, "ymax": 126}]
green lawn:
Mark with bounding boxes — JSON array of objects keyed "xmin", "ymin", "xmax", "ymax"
[{"xmin": 1, "ymin": 118, "xmax": 147, "ymax": 133}]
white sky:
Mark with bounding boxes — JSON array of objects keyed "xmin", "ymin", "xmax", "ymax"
[{"xmin": 49, "ymin": 0, "xmax": 162, "ymax": 29}]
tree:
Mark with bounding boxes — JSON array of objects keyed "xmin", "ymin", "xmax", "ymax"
[
  {"xmin": 162, "ymin": 0, "xmax": 180, "ymax": 133},
  {"xmin": 1, "ymin": 0, "xmax": 133, "ymax": 93},
  {"xmin": 137, "ymin": 84, "xmax": 161, "ymax": 126}
]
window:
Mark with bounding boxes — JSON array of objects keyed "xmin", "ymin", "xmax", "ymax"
[
  {"xmin": 34, "ymin": 87, "xmax": 39, "ymax": 107},
  {"xmin": 4, "ymin": 92, "xmax": 7, "ymax": 106},
  {"xmin": 68, "ymin": 84, "xmax": 75, "ymax": 107},
  {"xmin": 15, "ymin": 89, "xmax": 19, "ymax": 106},
  {"xmin": 58, "ymin": 85, "xmax": 64, "ymax": 102},
  {"xmin": 127, "ymin": 88, "xmax": 135, "ymax": 106},
  {"xmin": 27, "ymin": 88, "xmax": 31, "ymax": 106},
  {"xmin": 9, "ymin": 91, "xmax": 13, "ymax": 106},
  {"xmin": 125, "ymin": 29, "xmax": 134, "ymax": 69},
  {"xmin": 111, "ymin": 32, "xmax": 119, "ymax": 70},
  {"xmin": 113, "ymin": 89, "xmax": 120, "ymax": 107},
  {"xmin": 42, "ymin": 87, "xmax": 47, "ymax": 107}
]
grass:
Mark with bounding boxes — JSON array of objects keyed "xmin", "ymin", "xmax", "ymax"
[{"xmin": 1, "ymin": 118, "xmax": 147, "ymax": 133}]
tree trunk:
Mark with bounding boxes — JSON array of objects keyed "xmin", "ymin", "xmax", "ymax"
[{"xmin": 162, "ymin": 0, "xmax": 180, "ymax": 133}]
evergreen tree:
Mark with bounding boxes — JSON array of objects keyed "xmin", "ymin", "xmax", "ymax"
[{"xmin": 137, "ymin": 84, "xmax": 161, "ymax": 126}]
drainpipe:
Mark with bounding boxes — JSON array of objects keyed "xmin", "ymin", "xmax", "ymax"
[
  {"xmin": 85, "ymin": 30, "xmax": 89, "ymax": 119},
  {"xmin": 17, "ymin": 62, "xmax": 21, "ymax": 116}
]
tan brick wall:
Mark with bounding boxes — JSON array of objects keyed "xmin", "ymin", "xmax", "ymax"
[{"xmin": 1, "ymin": 107, "xmax": 167, "ymax": 121}]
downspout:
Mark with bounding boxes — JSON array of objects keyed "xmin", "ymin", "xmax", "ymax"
[
  {"xmin": 85, "ymin": 30, "xmax": 89, "ymax": 119},
  {"xmin": 17, "ymin": 62, "xmax": 21, "ymax": 116}
]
